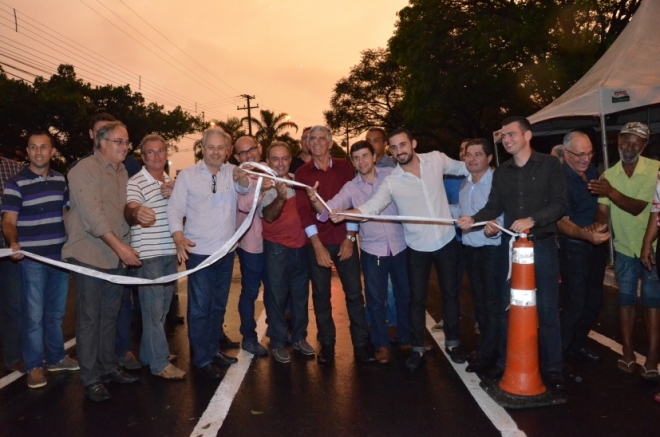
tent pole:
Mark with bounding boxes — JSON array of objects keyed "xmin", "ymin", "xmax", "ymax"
[{"xmin": 600, "ymin": 113, "xmax": 614, "ymax": 264}]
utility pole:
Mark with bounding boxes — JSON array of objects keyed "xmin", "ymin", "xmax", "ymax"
[
  {"xmin": 14, "ymin": 9, "xmax": 18, "ymax": 32},
  {"xmin": 237, "ymin": 94, "xmax": 259, "ymax": 136}
]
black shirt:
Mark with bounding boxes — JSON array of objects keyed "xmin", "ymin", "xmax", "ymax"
[
  {"xmin": 472, "ymin": 150, "xmax": 567, "ymax": 236},
  {"xmin": 562, "ymin": 161, "xmax": 599, "ymax": 228}
]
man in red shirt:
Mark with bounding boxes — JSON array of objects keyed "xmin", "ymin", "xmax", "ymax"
[
  {"xmin": 259, "ymin": 142, "xmax": 315, "ymax": 363},
  {"xmin": 295, "ymin": 126, "xmax": 373, "ymax": 364}
]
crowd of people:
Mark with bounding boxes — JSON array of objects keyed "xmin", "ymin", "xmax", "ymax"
[{"xmin": 0, "ymin": 113, "xmax": 659, "ymax": 404}]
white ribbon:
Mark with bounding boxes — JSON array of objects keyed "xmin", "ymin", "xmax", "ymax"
[
  {"xmin": 0, "ymin": 161, "xmax": 528, "ymax": 285},
  {"xmin": 0, "ymin": 163, "xmax": 273, "ymax": 285}
]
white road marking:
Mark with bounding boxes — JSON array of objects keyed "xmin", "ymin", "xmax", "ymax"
[
  {"xmin": 0, "ymin": 338, "xmax": 77, "ymax": 390},
  {"xmin": 588, "ymin": 330, "xmax": 658, "ymax": 369},
  {"xmin": 426, "ymin": 312, "xmax": 526, "ymax": 437},
  {"xmin": 190, "ymin": 305, "xmax": 268, "ymax": 437}
]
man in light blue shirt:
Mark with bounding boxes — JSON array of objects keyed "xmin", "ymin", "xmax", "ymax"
[
  {"xmin": 449, "ymin": 138, "xmax": 504, "ymax": 374},
  {"xmin": 167, "ymin": 126, "xmax": 250, "ymax": 379}
]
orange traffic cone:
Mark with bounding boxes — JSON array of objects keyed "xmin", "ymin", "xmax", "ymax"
[
  {"xmin": 498, "ymin": 233, "xmax": 545, "ymax": 396},
  {"xmin": 480, "ymin": 232, "xmax": 566, "ymax": 408}
]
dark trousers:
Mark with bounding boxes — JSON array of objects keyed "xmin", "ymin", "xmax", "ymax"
[
  {"xmin": 263, "ymin": 241, "xmax": 309, "ymax": 349},
  {"xmin": 559, "ymin": 237, "xmax": 606, "ymax": 352},
  {"xmin": 70, "ymin": 259, "xmax": 124, "ymax": 386},
  {"xmin": 306, "ymin": 242, "xmax": 370, "ymax": 347},
  {"xmin": 407, "ymin": 238, "xmax": 461, "ymax": 353},
  {"xmin": 0, "ymin": 258, "xmax": 22, "ymax": 368},
  {"xmin": 497, "ymin": 236, "xmax": 563, "ymax": 374},
  {"xmin": 465, "ymin": 244, "xmax": 503, "ymax": 364}
]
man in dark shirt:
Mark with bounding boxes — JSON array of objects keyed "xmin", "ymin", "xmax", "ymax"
[
  {"xmin": 289, "ymin": 127, "xmax": 311, "ymax": 174},
  {"xmin": 458, "ymin": 116, "xmax": 567, "ymax": 390},
  {"xmin": 556, "ymin": 132, "xmax": 609, "ymax": 362},
  {"xmin": 295, "ymin": 125, "xmax": 373, "ymax": 364}
]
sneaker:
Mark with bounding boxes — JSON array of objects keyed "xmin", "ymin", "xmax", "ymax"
[
  {"xmin": 118, "ymin": 351, "xmax": 142, "ymax": 370},
  {"xmin": 155, "ymin": 363, "xmax": 186, "ymax": 380},
  {"xmin": 27, "ymin": 368, "xmax": 47, "ymax": 389},
  {"xmin": 292, "ymin": 340, "xmax": 315, "ymax": 356},
  {"xmin": 47, "ymin": 356, "xmax": 80, "ymax": 372},
  {"xmin": 242, "ymin": 341, "xmax": 268, "ymax": 357},
  {"xmin": 271, "ymin": 348, "xmax": 291, "ymax": 363}
]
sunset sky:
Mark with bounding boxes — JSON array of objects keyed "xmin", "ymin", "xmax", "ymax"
[{"xmin": 1, "ymin": 0, "xmax": 409, "ymax": 172}]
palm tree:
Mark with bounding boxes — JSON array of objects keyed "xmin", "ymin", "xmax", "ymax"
[
  {"xmin": 193, "ymin": 117, "xmax": 247, "ymax": 162},
  {"xmin": 241, "ymin": 110, "xmax": 299, "ymax": 153}
]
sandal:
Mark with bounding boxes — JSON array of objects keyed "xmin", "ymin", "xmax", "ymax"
[
  {"xmin": 617, "ymin": 359, "xmax": 637, "ymax": 374},
  {"xmin": 639, "ymin": 366, "xmax": 660, "ymax": 381}
]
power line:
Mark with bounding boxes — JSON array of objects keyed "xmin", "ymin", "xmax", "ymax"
[
  {"xmin": 78, "ymin": 0, "xmax": 233, "ymax": 99},
  {"xmin": 116, "ymin": 0, "xmax": 242, "ymax": 95}
]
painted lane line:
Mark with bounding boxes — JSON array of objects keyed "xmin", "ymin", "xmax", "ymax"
[
  {"xmin": 190, "ymin": 305, "xmax": 268, "ymax": 436},
  {"xmin": 0, "ymin": 337, "xmax": 77, "ymax": 390},
  {"xmin": 425, "ymin": 313, "xmax": 526, "ymax": 437},
  {"xmin": 588, "ymin": 330, "xmax": 659, "ymax": 369}
]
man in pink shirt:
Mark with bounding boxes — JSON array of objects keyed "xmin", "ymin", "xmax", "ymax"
[{"xmin": 235, "ymin": 136, "xmax": 271, "ymax": 357}]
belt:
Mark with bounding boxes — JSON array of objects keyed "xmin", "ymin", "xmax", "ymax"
[{"xmin": 527, "ymin": 233, "xmax": 555, "ymax": 242}]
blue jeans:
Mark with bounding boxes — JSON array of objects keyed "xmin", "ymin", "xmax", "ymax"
[
  {"xmin": 497, "ymin": 236, "xmax": 563, "ymax": 374},
  {"xmin": 20, "ymin": 259, "xmax": 69, "ymax": 371},
  {"xmin": 0, "ymin": 258, "xmax": 22, "ymax": 368},
  {"xmin": 186, "ymin": 252, "xmax": 234, "ymax": 368},
  {"xmin": 136, "ymin": 255, "xmax": 177, "ymax": 374},
  {"xmin": 361, "ymin": 250, "xmax": 410, "ymax": 349},
  {"xmin": 615, "ymin": 251, "xmax": 660, "ymax": 308},
  {"xmin": 263, "ymin": 241, "xmax": 309, "ymax": 349},
  {"xmin": 365, "ymin": 278, "xmax": 398, "ymax": 328},
  {"xmin": 236, "ymin": 248, "xmax": 264, "ymax": 343}
]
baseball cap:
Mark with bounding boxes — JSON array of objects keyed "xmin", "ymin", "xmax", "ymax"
[{"xmin": 620, "ymin": 122, "xmax": 650, "ymax": 139}]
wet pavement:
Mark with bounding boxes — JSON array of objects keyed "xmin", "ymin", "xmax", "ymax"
[{"xmin": 0, "ymin": 256, "xmax": 658, "ymax": 437}]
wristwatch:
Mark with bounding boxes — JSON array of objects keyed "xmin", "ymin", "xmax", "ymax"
[{"xmin": 345, "ymin": 234, "xmax": 356, "ymax": 243}]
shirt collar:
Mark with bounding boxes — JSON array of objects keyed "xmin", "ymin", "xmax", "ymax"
[
  {"xmin": 139, "ymin": 166, "xmax": 170, "ymax": 184},
  {"xmin": 94, "ymin": 149, "xmax": 125, "ymax": 172},
  {"xmin": 313, "ymin": 156, "xmax": 334, "ymax": 170},
  {"xmin": 467, "ymin": 168, "xmax": 493, "ymax": 185}
]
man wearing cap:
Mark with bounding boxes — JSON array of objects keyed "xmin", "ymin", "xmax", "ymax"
[
  {"xmin": 557, "ymin": 132, "xmax": 609, "ymax": 363},
  {"xmin": 589, "ymin": 122, "xmax": 660, "ymax": 378}
]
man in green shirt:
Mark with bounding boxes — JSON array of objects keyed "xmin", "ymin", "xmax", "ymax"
[{"xmin": 588, "ymin": 122, "xmax": 660, "ymax": 379}]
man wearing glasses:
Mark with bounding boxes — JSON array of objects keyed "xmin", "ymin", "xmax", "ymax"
[
  {"xmin": 124, "ymin": 134, "xmax": 186, "ymax": 380},
  {"xmin": 556, "ymin": 132, "xmax": 609, "ymax": 363},
  {"xmin": 167, "ymin": 127, "xmax": 250, "ymax": 379},
  {"xmin": 63, "ymin": 121, "xmax": 142, "ymax": 401},
  {"xmin": 233, "ymin": 136, "xmax": 271, "ymax": 357}
]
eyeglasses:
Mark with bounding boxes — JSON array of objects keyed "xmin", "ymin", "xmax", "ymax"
[
  {"xmin": 564, "ymin": 149, "xmax": 594, "ymax": 160},
  {"xmin": 145, "ymin": 148, "xmax": 167, "ymax": 157},
  {"xmin": 105, "ymin": 139, "xmax": 132, "ymax": 147},
  {"xmin": 236, "ymin": 146, "xmax": 258, "ymax": 158},
  {"xmin": 212, "ymin": 174, "xmax": 217, "ymax": 193}
]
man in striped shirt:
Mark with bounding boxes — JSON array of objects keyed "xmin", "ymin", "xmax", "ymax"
[
  {"xmin": 2, "ymin": 131, "xmax": 79, "ymax": 389},
  {"xmin": 124, "ymin": 134, "xmax": 185, "ymax": 380}
]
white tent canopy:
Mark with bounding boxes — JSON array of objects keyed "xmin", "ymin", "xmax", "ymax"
[{"xmin": 528, "ymin": 0, "xmax": 660, "ymax": 139}]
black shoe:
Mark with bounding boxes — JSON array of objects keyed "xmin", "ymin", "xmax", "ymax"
[
  {"xmin": 101, "ymin": 369, "xmax": 139, "ymax": 384},
  {"xmin": 545, "ymin": 371, "xmax": 566, "ymax": 390},
  {"xmin": 354, "ymin": 344, "xmax": 375, "ymax": 362},
  {"xmin": 571, "ymin": 347, "xmax": 602, "ymax": 362},
  {"xmin": 197, "ymin": 363, "xmax": 222, "ymax": 379},
  {"xmin": 480, "ymin": 366, "xmax": 504, "ymax": 383},
  {"xmin": 466, "ymin": 350, "xmax": 478, "ymax": 364},
  {"xmin": 219, "ymin": 336, "xmax": 240, "ymax": 349},
  {"xmin": 445, "ymin": 346, "xmax": 467, "ymax": 364},
  {"xmin": 84, "ymin": 382, "xmax": 111, "ymax": 402},
  {"xmin": 466, "ymin": 360, "xmax": 492, "ymax": 374},
  {"xmin": 317, "ymin": 343, "xmax": 335, "ymax": 364},
  {"xmin": 212, "ymin": 352, "xmax": 238, "ymax": 367},
  {"xmin": 406, "ymin": 352, "xmax": 424, "ymax": 371}
]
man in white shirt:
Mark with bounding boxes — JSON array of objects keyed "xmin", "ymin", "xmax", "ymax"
[
  {"xmin": 124, "ymin": 134, "xmax": 185, "ymax": 380},
  {"xmin": 332, "ymin": 128, "xmax": 469, "ymax": 370},
  {"xmin": 167, "ymin": 127, "xmax": 250, "ymax": 379}
]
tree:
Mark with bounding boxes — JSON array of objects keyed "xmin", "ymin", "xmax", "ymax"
[
  {"xmin": 241, "ymin": 109, "xmax": 299, "ymax": 159},
  {"xmin": 0, "ymin": 65, "xmax": 204, "ymax": 172},
  {"xmin": 388, "ymin": 0, "xmax": 641, "ymax": 153},
  {"xmin": 324, "ymin": 48, "xmax": 404, "ymax": 139}
]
